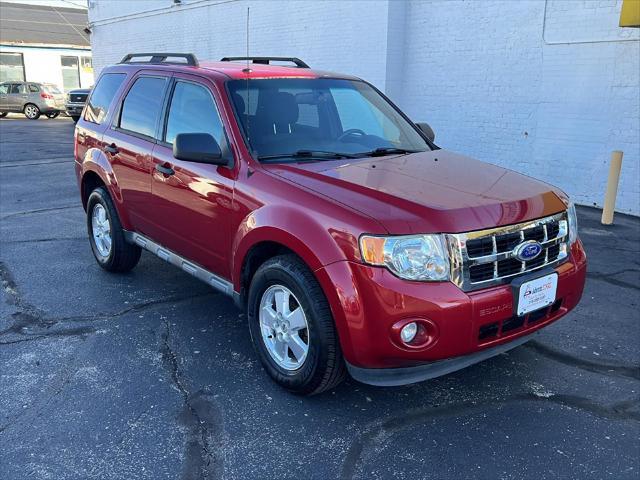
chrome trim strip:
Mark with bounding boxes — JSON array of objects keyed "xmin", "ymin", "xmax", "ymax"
[
  {"xmin": 124, "ymin": 231, "xmax": 234, "ymax": 296},
  {"xmin": 447, "ymin": 211, "xmax": 570, "ymax": 292}
]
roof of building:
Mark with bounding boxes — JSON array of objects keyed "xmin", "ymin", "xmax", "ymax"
[{"xmin": 0, "ymin": 2, "xmax": 89, "ymax": 48}]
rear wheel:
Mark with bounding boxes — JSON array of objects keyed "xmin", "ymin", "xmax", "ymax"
[
  {"xmin": 24, "ymin": 104, "xmax": 40, "ymax": 120},
  {"xmin": 248, "ymin": 254, "xmax": 346, "ymax": 395},
  {"xmin": 86, "ymin": 187, "xmax": 141, "ymax": 272},
  {"xmin": 45, "ymin": 112, "xmax": 60, "ymax": 119}
]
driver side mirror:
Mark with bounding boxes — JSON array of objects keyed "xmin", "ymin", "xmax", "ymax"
[
  {"xmin": 416, "ymin": 122, "xmax": 435, "ymax": 143},
  {"xmin": 173, "ymin": 133, "xmax": 227, "ymax": 166}
]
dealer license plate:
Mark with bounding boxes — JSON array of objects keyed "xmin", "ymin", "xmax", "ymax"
[{"xmin": 516, "ymin": 273, "xmax": 558, "ymax": 316}]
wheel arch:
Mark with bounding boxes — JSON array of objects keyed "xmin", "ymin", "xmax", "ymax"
[{"xmin": 79, "ymin": 150, "xmax": 132, "ymax": 229}]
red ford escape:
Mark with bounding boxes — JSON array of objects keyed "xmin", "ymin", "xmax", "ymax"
[{"xmin": 74, "ymin": 53, "xmax": 587, "ymax": 395}]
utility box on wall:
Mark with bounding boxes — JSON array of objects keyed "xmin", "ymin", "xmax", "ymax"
[{"xmin": 620, "ymin": 0, "xmax": 640, "ymax": 27}]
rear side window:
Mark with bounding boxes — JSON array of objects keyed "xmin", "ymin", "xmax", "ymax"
[
  {"xmin": 28, "ymin": 84, "xmax": 39, "ymax": 93},
  {"xmin": 85, "ymin": 73, "xmax": 125, "ymax": 125},
  {"xmin": 164, "ymin": 81, "xmax": 224, "ymax": 146},
  {"xmin": 119, "ymin": 76, "xmax": 167, "ymax": 138}
]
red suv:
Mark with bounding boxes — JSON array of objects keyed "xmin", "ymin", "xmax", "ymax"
[{"xmin": 74, "ymin": 53, "xmax": 586, "ymax": 394}]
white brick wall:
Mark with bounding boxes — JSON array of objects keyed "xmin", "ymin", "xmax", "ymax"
[{"xmin": 88, "ymin": 0, "xmax": 640, "ymax": 215}]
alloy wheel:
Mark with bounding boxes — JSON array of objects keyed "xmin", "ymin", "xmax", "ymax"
[
  {"xmin": 91, "ymin": 204, "xmax": 112, "ymax": 257},
  {"xmin": 24, "ymin": 105, "xmax": 39, "ymax": 119},
  {"xmin": 259, "ymin": 284, "xmax": 310, "ymax": 371}
]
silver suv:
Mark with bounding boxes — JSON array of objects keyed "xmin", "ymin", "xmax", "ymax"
[{"xmin": 0, "ymin": 81, "xmax": 66, "ymax": 119}]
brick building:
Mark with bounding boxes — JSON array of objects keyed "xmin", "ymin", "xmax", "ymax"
[{"xmin": 87, "ymin": 0, "xmax": 639, "ymax": 214}]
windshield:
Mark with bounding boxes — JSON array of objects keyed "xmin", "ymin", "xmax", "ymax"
[{"xmin": 227, "ymin": 78, "xmax": 430, "ymax": 160}]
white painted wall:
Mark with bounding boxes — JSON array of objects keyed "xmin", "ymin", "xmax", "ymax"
[
  {"xmin": 88, "ymin": 0, "xmax": 640, "ymax": 215},
  {"xmin": 0, "ymin": 45, "xmax": 93, "ymax": 90}
]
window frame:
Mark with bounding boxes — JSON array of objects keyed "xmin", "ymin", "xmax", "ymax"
[{"xmin": 112, "ymin": 73, "xmax": 171, "ymax": 142}]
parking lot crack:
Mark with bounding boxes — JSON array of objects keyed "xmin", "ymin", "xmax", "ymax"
[
  {"xmin": 525, "ymin": 340, "xmax": 640, "ymax": 380},
  {"xmin": 340, "ymin": 393, "xmax": 640, "ymax": 480},
  {"xmin": 160, "ymin": 319, "xmax": 223, "ymax": 480}
]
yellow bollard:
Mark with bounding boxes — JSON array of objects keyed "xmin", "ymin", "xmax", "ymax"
[{"xmin": 601, "ymin": 151, "xmax": 624, "ymax": 225}]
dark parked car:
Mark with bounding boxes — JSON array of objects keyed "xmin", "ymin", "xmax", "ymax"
[
  {"xmin": 66, "ymin": 88, "xmax": 91, "ymax": 122},
  {"xmin": 74, "ymin": 53, "xmax": 586, "ymax": 395},
  {"xmin": 0, "ymin": 81, "xmax": 65, "ymax": 119}
]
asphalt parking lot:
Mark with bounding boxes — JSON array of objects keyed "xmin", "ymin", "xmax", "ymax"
[{"xmin": 0, "ymin": 115, "xmax": 638, "ymax": 480}]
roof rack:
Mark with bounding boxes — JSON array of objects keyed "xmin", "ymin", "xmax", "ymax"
[
  {"xmin": 119, "ymin": 53, "xmax": 198, "ymax": 67},
  {"xmin": 220, "ymin": 56, "xmax": 309, "ymax": 68}
]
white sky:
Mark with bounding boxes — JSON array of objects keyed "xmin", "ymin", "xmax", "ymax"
[{"xmin": 2, "ymin": 0, "xmax": 87, "ymax": 8}]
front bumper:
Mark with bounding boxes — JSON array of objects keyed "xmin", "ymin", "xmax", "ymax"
[{"xmin": 315, "ymin": 240, "xmax": 587, "ymax": 383}]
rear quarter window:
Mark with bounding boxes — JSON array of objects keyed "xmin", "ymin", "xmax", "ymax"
[{"xmin": 84, "ymin": 73, "xmax": 126, "ymax": 125}]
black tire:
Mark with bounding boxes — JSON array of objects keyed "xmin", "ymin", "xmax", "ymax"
[
  {"xmin": 71, "ymin": 115, "xmax": 80, "ymax": 123},
  {"xmin": 46, "ymin": 112, "xmax": 60, "ymax": 119},
  {"xmin": 0, "ymin": 112, "xmax": 7, "ymax": 118},
  {"xmin": 247, "ymin": 254, "xmax": 346, "ymax": 395},
  {"xmin": 86, "ymin": 187, "xmax": 141, "ymax": 272},
  {"xmin": 23, "ymin": 103, "xmax": 40, "ymax": 119}
]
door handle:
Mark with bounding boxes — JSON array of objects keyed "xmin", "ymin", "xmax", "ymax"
[
  {"xmin": 104, "ymin": 143, "xmax": 118, "ymax": 155},
  {"xmin": 155, "ymin": 163, "xmax": 175, "ymax": 176}
]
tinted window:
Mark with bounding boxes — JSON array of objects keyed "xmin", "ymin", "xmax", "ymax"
[
  {"xmin": 28, "ymin": 84, "xmax": 39, "ymax": 93},
  {"xmin": 9, "ymin": 83, "xmax": 24, "ymax": 94},
  {"xmin": 119, "ymin": 76, "xmax": 167, "ymax": 138},
  {"xmin": 85, "ymin": 73, "xmax": 125, "ymax": 124},
  {"xmin": 165, "ymin": 81, "xmax": 224, "ymax": 145}
]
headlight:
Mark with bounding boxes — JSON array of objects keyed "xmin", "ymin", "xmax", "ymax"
[
  {"xmin": 359, "ymin": 234, "xmax": 449, "ymax": 281},
  {"xmin": 567, "ymin": 202, "xmax": 578, "ymax": 244}
]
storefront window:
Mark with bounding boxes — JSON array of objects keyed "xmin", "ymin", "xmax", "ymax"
[
  {"xmin": 0, "ymin": 53, "xmax": 25, "ymax": 82},
  {"xmin": 61, "ymin": 56, "xmax": 80, "ymax": 91}
]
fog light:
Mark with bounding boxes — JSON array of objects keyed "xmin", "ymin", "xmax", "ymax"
[{"xmin": 400, "ymin": 322, "xmax": 418, "ymax": 344}]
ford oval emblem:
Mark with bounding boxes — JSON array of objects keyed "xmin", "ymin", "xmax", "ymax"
[{"xmin": 513, "ymin": 240, "xmax": 543, "ymax": 261}]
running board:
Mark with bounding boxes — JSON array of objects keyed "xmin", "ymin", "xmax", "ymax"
[{"xmin": 123, "ymin": 231, "xmax": 233, "ymax": 296}]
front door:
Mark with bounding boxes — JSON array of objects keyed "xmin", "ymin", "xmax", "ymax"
[{"xmin": 148, "ymin": 77, "xmax": 235, "ymax": 278}]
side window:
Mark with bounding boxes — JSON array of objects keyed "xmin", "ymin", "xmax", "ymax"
[
  {"xmin": 10, "ymin": 84, "xmax": 25, "ymax": 94},
  {"xmin": 119, "ymin": 76, "xmax": 167, "ymax": 138},
  {"xmin": 28, "ymin": 84, "xmax": 39, "ymax": 93},
  {"xmin": 0, "ymin": 84, "xmax": 9, "ymax": 94},
  {"xmin": 85, "ymin": 73, "xmax": 126, "ymax": 125},
  {"xmin": 164, "ymin": 81, "xmax": 225, "ymax": 146}
]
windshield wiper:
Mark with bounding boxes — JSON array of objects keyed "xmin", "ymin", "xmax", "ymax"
[
  {"xmin": 258, "ymin": 150, "xmax": 358, "ymax": 162},
  {"xmin": 358, "ymin": 147, "xmax": 423, "ymax": 157}
]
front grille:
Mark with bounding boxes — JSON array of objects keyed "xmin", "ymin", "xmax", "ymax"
[
  {"xmin": 477, "ymin": 298, "xmax": 564, "ymax": 343},
  {"xmin": 70, "ymin": 94, "xmax": 87, "ymax": 103},
  {"xmin": 448, "ymin": 212, "xmax": 569, "ymax": 292}
]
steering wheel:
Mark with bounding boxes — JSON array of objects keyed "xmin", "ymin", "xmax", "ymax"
[{"xmin": 337, "ymin": 128, "xmax": 367, "ymax": 142}]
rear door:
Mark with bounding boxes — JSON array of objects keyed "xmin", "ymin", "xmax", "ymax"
[
  {"xmin": 103, "ymin": 72, "xmax": 171, "ymax": 235},
  {"xmin": 147, "ymin": 75, "xmax": 235, "ymax": 277},
  {"xmin": 8, "ymin": 83, "xmax": 26, "ymax": 111}
]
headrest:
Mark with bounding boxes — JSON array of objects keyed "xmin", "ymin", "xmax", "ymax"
[
  {"xmin": 232, "ymin": 92, "xmax": 245, "ymax": 115},
  {"xmin": 259, "ymin": 91, "xmax": 299, "ymax": 126}
]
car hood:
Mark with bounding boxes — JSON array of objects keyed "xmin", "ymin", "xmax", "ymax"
[{"xmin": 264, "ymin": 150, "xmax": 568, "ymax": 234}]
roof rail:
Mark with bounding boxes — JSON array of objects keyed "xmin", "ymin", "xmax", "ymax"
[
  {"xmin": 220, "ymin": 56, "xmax": 309, "ymax": 68},
  {"xmin": 119, "ymin": 53, "xmax": 198, "ymax": 67}
]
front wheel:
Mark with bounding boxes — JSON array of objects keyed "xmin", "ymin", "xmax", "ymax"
[
  {"xmin": 46, "ymin": 112, "xmax": 60, "ymax": 119},
  {"xmin": 24, "ymin": 104, "xmax": 40, "ymax": 119},
  {"xmin": 86, "ymin": 187, "xmax": 141, "ymax": 272},
  {"xmin": 248, "ymin": 254, "xmax": 346, "ymax": 395}
]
